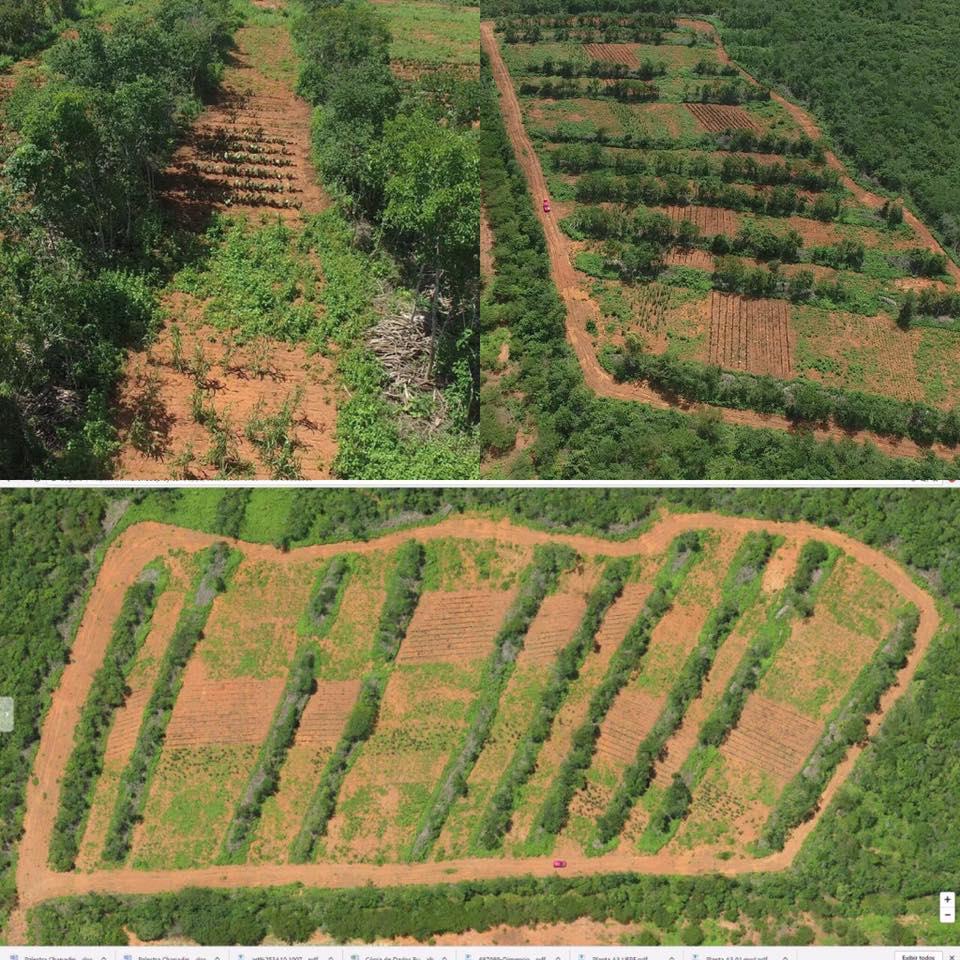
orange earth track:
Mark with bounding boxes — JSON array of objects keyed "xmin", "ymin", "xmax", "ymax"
[
  {"xmin": 481, "ymin": 20, "xmax": 960, "ymax": 464},
  {"xmin": 8, "ymin": 513, "xmax": 940, "ymax": 942}
]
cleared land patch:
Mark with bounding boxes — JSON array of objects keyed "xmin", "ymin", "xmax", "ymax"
[
  {"xmin": 397, "ymin": 590, "xmax": 518, "ymax": 663},
  {"xmin": 708, "ymin": 291, "xmax": 793, "ymax": 377},
  {"xmin": 582, "ymin": 43, "xmax": 639, "ymax": 66},
  {"xmin": 686, "ymin": 103, "xmax": 762, "ymax": 133},
  {"xmin": 13, "ymin": 513, "xmax": 939, "ymax": 941}
]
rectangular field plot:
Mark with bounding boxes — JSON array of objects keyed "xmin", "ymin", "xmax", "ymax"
[
  {"xmin": 434, "ymin": 561, "xmax": 603, "ymax": 859},
  {"xmin": 793, "ymin": 305, "xmax": 960, "ymax": 409},
  {"xmin": 200, "ymin": 556, "xmax": 318, "ymax": 681},
  {"xmin": 582, "ymin": 42, "xmax": 639, "ymax": 66},
  {"xmin": 686, "ymin": 103, "xmax": 761, "ymax": 133},
  {"xmin": 708, "ymin": 291, "xmax": 794, "ymax": 378},
  {"xmin": 670, "ymin": 551, "xmax": 904, "ymax": 859},
  {"xmin": 397, "ymin": 590, "xmax": 517, "ymax": 663},
  {"xmin": 130, "ymin": 744, "xmax": 258, "ymax": 870}
]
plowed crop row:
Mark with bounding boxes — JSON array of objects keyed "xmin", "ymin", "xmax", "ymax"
[
  {"xmin": 396, "ymin": 591, "xmax": 516, "ymax": 663},
  {"xmin": 665, "ymin": 204, "xmax": 739, "ymax": 236},
  {"xmin": 596, "ymin": 688, "xmax": 665, "ymax": 765},
  {"xmin": 165, "ymin": 672, "xmax": 285, "ymax": 747},
  {"xmin": 665, "ymin": 248, "xmax": 715, "ymax": 270},
  {"xmin": 160, "ymin": 26, "xmax": 327, "ymax": 224},
  {"xmin": 686, "ymin": 102, "xmax": 761, "ymax": 132},
  {"xmin": 294, "ymin": 680, "xmax": 363, "ymax": 746},
  {"xmin": 708, "ymin": 291, "xmax": 793, "ymax": 378},
  {"xmin": 723, "ymin": 695, "xmax": 821, "ymax": 782},
  {"xmin": 582, "ymin": 43, "xmax": 639, "ymax": 66},
  {"xmin": 522, "ymin": 593, "xmax": 591, "ymax": 663}
]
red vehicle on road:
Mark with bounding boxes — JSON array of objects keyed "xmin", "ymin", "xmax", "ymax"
[
  {"xmin": 542, "ymin": 197, "xmax": 551, "ymax": 213},
  {"xmin": 553, "ymin": 859, "xmax": 567, "ymax": 868}
]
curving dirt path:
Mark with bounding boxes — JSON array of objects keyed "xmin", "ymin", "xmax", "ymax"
[
  {"xmin": 8, "ymin": 513, "xmax": 940, "ymax": 942},
  {"xmin": 480, "ymin": 20, "xmax": 960, "ymax": 465}
]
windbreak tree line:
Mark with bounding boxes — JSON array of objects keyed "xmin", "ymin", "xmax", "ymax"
[
  {"xmin": 0, "ymin": 0, "xmax": 239, "ymax": 479},
  {"xmin": 293, "ymin": 0, "xmax": 479, "ymax": 428}
]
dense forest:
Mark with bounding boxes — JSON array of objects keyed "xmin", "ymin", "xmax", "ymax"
[
  {"xmin": 3, "ymin": 487, "xmax": 958, "ymax": 946},
  {"xmin": 719, "ymin": 0, "xmax": 960, "ymax": 263}
]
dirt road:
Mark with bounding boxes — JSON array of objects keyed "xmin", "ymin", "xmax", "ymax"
[
  {"xmin": 7, "ymin": 512, "xmax": 939, "ymax": 942},
  {"xmin": 480, "ymin": 21, "xmax": 959, "ymax": 464}
]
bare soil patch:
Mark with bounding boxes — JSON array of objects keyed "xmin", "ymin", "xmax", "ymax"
[
  {"xmin": 115, "ymin": 303, "xmax": 338, "ymax": 480},
  {"xmin": 165, "ymin": 662, "xmax": 285, "ymax": 747},
  {"xmin": 686, "ymin": 102, "xmax": 761, "ymax": 133},
  {"xmin": 723, "ymin": 695, "xmax": 822, "ymax": 782},
  {"xmin": 664, "ymin": 203, "xmax": 740, "ymax": 236},
  {"xmin": 295, "ymin": 681, "xmax": 363, "ymax": 746},
  {"xmin": 583, "ymin": 43, "xmax": 638, "ymax": 67},
  {"xmin": 397, "ymin": 590, "xmax": 517, "ymax": 663},
  {"xmin": 708, "ymin": 291, "xmax": 793, "ymax": 378}
]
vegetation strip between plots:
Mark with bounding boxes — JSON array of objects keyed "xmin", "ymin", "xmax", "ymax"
[
  {"xmin": 594, "ymin": 530, "xmax": 780, "ymax": 848},
  {"xmin": 299, "ymin": 556, "xmax": 352, "ymax": 637},
  {"xmin": 218, "ymin": 643, "xmax": 318, "ymax": 863},
  {"xmin": 289, "ymin": 541, "xmax": 426, "ymax": 863},
  {"xmin": 100, "ymin": 542, "xmax": 238, "ymax": 864},
  {"xmin": 408, "ymin": 543, "xmax": 579, "ymax": 861},
  {"xmin": 529, "ymin": 531, "xmax": 706, "ymax": 849},
  {"xmin": 474, "ymin": 556, "xmax": 632, "ymax": 851},
  {"xmin": 757, "ymin": 602, "xmax": 920, "ymax": 852},
  {"xmin": 640, "ymin": 539, "xmax": 838, "ymax": 851},
  {"xmin": 48, "ymin": 559, "xmax": 170, "ymax": 871}
]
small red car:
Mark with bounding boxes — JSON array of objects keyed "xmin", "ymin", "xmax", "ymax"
[
  {"xmin": 543, "ymin": 198, "xmax": 551, "ymax": 213},
  {"xmin": 553, "ymin": 859, "xmax": 567, "ymax": 868}
]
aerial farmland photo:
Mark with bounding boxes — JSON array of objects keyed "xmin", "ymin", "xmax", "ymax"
[
  {"xmin": 0, "ymin": 0, "xmax": 479, "ymax": 481},
  {"xmin": 480, "ymin": 0, "xmax": 960, "ymax": 479},
  {"xmin": 1, "ymin": 488, "xmax": 958, "ymax": 946}
]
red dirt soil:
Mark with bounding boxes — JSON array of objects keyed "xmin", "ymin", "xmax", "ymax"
[
  {"xmin": 162, "ymin": 26, "xmax": 328, "ymax": 223},
  {"xmin": 7, "ymin": 513, "xmax": 940, "ymax": 942},
  {"xmin": 686, "ymin": 102, "xmax": 761, "ymax": 133},
  {"xmin": 115, "ymin": 303, "xmax": 339, "ymax": 480},
  {"xmin": 396, "ymin": 590, "xmax": 517, "ymax": 663},
  {"xmin": 723, "ymin": 695, "xmax": 822, "ymax": 782},
  {"xmin": 294, "ymin": 681, "xmax": 363, "ymax": 747},
  {"xmin": 709, "ymin": 291, "xmax": 793, "ymax": 378},
  {"xmin": 480, "ymin": 20, "xmax": 960, "ymax": 462},
  {"xmin": 583, "ymin": 43, "xmax": 639, "ymax": 67},
  {"xmin": 165, "ymin": 661, "xmax": 285, "ymax": 747}
]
